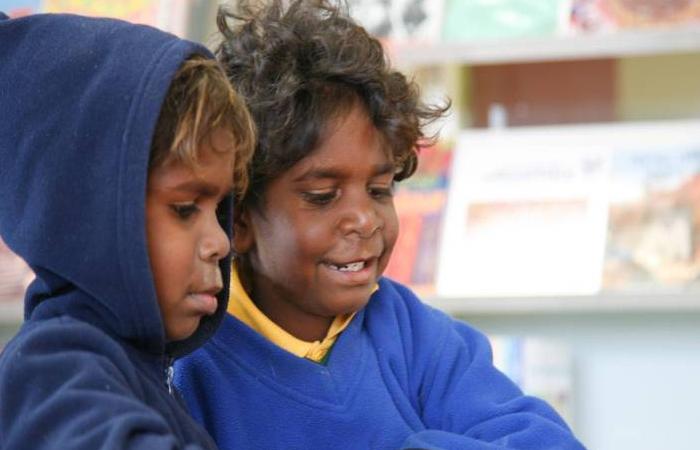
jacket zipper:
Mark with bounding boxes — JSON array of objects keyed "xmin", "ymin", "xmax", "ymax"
[{"xmin": 164, "ymin": 355, "xmax": 174, "ymax": 395}]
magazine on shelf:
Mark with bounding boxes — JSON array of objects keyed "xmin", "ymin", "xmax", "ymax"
[
  {"xmin": 490, "ymin": 334, "xmax": 574, "ymax": 424},
  {"xmin": 436, "ymin": 126, "xmax": 610, "ymax": 297},
  {"xmin": 604, "ymin": 145, "xmax": 700, "ymax": 292},
  {"xmin": 4, "ymin": 0, "xmax": 190, "ymax": 36},
  {"xmin": 1, "ymin": 0, "xmax": 41, "ymax": 17},
  {"xmin": 569, "ymin": 0, "xmax": 700, "ymax": 32},
  {"xmin": 383, "ymin": 143, "xmax": 453, "ymax": 296},
  {"xmin": 348, "ymin": 0, "xmax": 445, "ymax": 43},
  {"xmin": 436, "ymin": 120, "xmax": 700, "ymax": 298},
  {"xmin": 442, "ymin": 0, "xmax": 571, "ymax": 42}
]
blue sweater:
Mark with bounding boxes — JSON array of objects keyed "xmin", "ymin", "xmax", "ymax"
[
  {"xmin": 0, "ymin": 13, "xmax": 232, "ymax": 450},
  {"xmin": 175, "ymin": 278, "xmax": 585, "ymax": 449}
]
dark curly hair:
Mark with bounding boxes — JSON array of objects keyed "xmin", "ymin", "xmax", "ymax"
[{"xmin": 216, "ymin": 0, "xmax": 449, "ymax": 207}]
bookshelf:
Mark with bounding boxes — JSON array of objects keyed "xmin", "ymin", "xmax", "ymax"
[
  {"xmin": 427, "ymin": 292, "xmax": 700, "ymax": 316},
  {"xmin": 383, "ymin": 19, "xmax": 700, "ymax": 314},
  {"xmin": 389, "ymin": 25, "xmax": 700, "ymax": 67},
  {"xmin": 377, "ymin": 7, "xmax": 700, "ymax": 448}
]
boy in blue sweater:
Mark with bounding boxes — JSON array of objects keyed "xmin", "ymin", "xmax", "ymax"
[
  {"xmin": 0, "ymin": 12, "xmax": 254, "ymax": 450},
  {"xmin": 175, "ymin": 1, "xmax": 585, "ymax": 449}
]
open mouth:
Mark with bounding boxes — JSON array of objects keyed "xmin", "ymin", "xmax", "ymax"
[{"xmin": 326, "ymin": 261, "xmax": 366, "ymax": 272}]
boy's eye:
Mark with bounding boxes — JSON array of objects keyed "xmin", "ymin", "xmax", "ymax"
[
  {"xmin": 369, "ymin": 184, "xmax": 394, "ymax": 200},
  {"xmin": 301, "ymin": 190, "xmax": 337, "ymax": 206},
  {"xmin": 170, "ymin": 203, "xmax": 199, "ymax": 219}
]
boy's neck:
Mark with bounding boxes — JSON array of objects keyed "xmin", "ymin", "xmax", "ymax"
[
  {"xmin": 252, "ymin": 295, "xmax": 334, "ymax": 342},
  {"xmin": 239, "ymin": 268, "xmax": 334, "ymax": 342}
]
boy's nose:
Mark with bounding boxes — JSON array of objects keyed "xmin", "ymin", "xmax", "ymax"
[
  {"xmin": 339, "ymin": 199, "xmax": 382, "ymax": 239},
  {"xmin": 200, "ymin": 213, "xmax": 231, "ymax": 262}
]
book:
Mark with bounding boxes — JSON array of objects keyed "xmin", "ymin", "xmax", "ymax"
[
  {"xmin": 384, "ymin": 143, "xmax": 453, "ymax": 296},
  {"xmin": 442, "ymin": 0, "xmax": 571, "ymax": 42},
  {"xmin": 437, "ymin": 120, "xmax": 700, "ymax": 298},
  {"xmin": 603, "ymin": 147, "xmax": 700, "ymax": 291},
  {"xmin": 569, "ymin": 0, "xmax": 700, "ymax": 32},
  {"xmin": 6, "ymin": 0, "xmax": 191, "ymax": 36},
  {"xmin": 348, "ymin": 0, "xmax": 445, "ymax": 44},
  {"xmin": 490, "ymin": 334, "xmax": 575, "ymax": 424},
  {"xmin": 3, "ymin": 0, "xmax": 41, "ymax": 17},
  {"xmin": 437, "ymin": 127, "xmax": 609, "ymax": 297}
]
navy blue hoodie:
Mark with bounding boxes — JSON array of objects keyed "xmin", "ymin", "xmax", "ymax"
[{"xmin": 0, "ymin": 12, "xmax": 232, "ymax": 450}]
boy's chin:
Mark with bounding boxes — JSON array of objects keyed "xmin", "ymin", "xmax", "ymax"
[
  {"xmin": 323, "ymin": 289, "xmax": 374, "ymax": 316},
  {"xmin": 164, "ymin": 320, "xmax": 200, "ymax": 342}
]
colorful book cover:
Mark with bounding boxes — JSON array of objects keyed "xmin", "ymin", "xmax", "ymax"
[
  {"xmin": 569, "ymin": 0, "xmax": 700, "ymax": 32},
  {"xmin": 348, "ymin": 0, "xmax": 445, "ymax": 43},
  {"xmin": 442, "ymin": 0, "xmax": 571, "ymax": 42},
  {"xmin": 2, "ymin": 0, "xmax": 42, "ymax": 17},
  {"xmin": 0, "ymin": 0, "xmax": 192, "ymax": 36},
  {"xmin": 41, "ymin": 0, "xmax": 160, "ymax": 23},
  {"xmin": 603, "ymin": 147, "xmax": 700, "ymax": 291},
  {"xmin": 384, "ymin": 143, "xmax": 453, "ymax": 296}
]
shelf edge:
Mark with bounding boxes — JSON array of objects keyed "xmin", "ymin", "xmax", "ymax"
[
  {"xmin": 424, "ymin": 293, "xmax": 700, "ymax": 315},
  {"xmin": 389, "ymin": 26, "xmax": 700, "ymax": 67}
]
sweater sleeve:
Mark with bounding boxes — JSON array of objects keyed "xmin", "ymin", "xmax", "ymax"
[
  {"xmin": 0, "ymin": 319, "xmax": 207, "ymax": 450},
  {"xmin": 401, "ymin": 311, "xmax": 586, "ymax": 450},
  {"xmin": 373, "ymin": 283, "xmax": 584, "ymax": 450}
]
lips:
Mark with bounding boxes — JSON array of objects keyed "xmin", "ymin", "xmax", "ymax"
[{"xmin": 188, "ymin": 286, "xmax": 221, "ymax": 316}]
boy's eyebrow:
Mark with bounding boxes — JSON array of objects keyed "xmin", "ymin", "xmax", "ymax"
[{"xmin": 293, "ymin": 162, "xmax": 395, "ymax": 182}]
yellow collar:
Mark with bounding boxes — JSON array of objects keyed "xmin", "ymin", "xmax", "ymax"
[{"xmin": 227, "ymin": 267, "xmax": 363, "ymax": 362}]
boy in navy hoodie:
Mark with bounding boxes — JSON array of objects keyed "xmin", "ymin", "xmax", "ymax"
[
  {"xmin": 0, "ymin": 12, "xmax": 254, "ymax": 450},
  {"xmin": 174, "ymin": 1, "xmax": 585, "ymax": 449}
]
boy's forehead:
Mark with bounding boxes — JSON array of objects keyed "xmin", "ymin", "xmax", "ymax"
[
  {"xmin": 259, "ymin": 104, "xmax": 400, "ymax": 190},
  {"xmin": 160, "ymin": 129, "xmax": 237, "ymax": 169},
  {"xmin": 288, "ymin": 148, "xmax": 395, "ymax": 183},
  {"xmin": 149, "ymin": 146, "xmax": 235, "ymax": 192}
]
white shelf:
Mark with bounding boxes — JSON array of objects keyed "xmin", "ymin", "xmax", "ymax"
[
  {"xmin": 0, "ymin": 301, "xmax": 22, "ymax": 324},
  {"xmin": 426, "ymin": 293, "xmax": 700, "ymax": 316},
  {"xmin": 389, "ymin": 26, "xmax": 700, "ymax": 67}
]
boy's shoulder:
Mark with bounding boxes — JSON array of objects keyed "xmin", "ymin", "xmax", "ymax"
[
  {"xmin": 367, "ymin": 277, "xmax": 489, "ymax": 360},
  {"xmin": 365, "ymin": 278, "xmax": 455, "ymax": 348},
  {"xmin": 0, "ymin": 316, "xmax": 134, "ymax": 380},
  {"xmin": 369, "ymin": 277, "xmax": 453, "ymax": 329}
]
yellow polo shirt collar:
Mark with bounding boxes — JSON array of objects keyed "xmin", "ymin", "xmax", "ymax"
[{"xmin": 227, "ymin": 267, "xmax": 360, "ymax": 363}]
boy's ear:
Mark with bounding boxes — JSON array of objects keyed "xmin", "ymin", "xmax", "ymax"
[{"xmin": 232, "ymin": 208, "xmax": 254, "ymax": 254}]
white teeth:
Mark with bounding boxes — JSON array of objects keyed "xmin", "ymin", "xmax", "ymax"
[{"xmin": 329, "ymin": 261, "xmax": 365, "ymax": 272}]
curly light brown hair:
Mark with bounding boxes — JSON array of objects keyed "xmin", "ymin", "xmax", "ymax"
[
  {"xmin": 216, "ymin": 0, "xmax": 449, "ymax": 207},
  {"xmin": 150, "ymin": 55, "xmax": 256, "ymax": 196}
]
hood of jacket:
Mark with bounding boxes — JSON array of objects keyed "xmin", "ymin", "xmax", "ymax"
[{"xmin": 0, "ymin": 12, "xmax": 233, "ymax": 358}]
